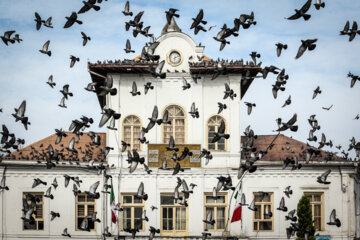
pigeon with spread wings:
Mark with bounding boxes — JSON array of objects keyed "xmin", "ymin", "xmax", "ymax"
[
  {"xmin": 286, "ymin": 0, "xmax": 312, "ymax": 21},
  {"xmin": 211, "ymin": 120, "xmax": 229, "ymax": 143}
]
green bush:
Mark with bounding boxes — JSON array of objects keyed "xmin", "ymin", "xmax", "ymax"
[{"xmin": 296, "ymin": 195, "xmax": 316, "ymax": 240}]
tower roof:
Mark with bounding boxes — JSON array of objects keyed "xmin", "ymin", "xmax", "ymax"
[{"xmin": 161, "ymin": 17, "xmax": 182, "ymax": 35}]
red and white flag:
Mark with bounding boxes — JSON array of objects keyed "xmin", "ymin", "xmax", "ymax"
[{"xmin": 231, "ymin": 183, "xmax": 242, "ymax": 223}]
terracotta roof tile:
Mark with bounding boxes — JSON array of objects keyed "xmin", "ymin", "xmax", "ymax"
[
  {"xmin": 6, "ymin": 132, "xmax": 106, "ymax": 162},
  {"xmin": 241, "ymin": 134, "xmax": 345, "ymax": 162}
]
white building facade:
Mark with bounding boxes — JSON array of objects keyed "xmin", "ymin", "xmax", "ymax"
[{"xmin": 0, "ymin": 20, "xmax": 360, "ymax": 240}]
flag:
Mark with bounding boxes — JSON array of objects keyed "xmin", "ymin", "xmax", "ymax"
[
  {"xmin": 231, "ymin": 183, "xmax": 242, "ymax": 223},
  {"xmin": 110, "ymin": 182, "xmax": 117, "ymax": 224}
]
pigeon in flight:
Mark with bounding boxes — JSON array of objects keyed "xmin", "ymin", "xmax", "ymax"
[
  {"xmin": 12, "ymin": 100, "xmax": 31, "ymax": 130},
  {"xmin": 125, "ymin": 11, "xmax": 144, "ymax": 31},
  {"xmin": 135, "ymin": 182, "xmax": 148, "ymax": 201},
  {"xmin": 322, "ymin": 104, "xmax": 333, "ymax": 110},
  {"xmin": 217, "ymin": 102, "xmax": 227, "ymax": 114},
  {"xmin": 182, "ymin": 77, "xmax": 191, "ymax": 90},
  {"xmin": 44, "ymin": 187, "xmax": 54, "ymax": 199},
  {"xmin": 39, "ymin": 40, "xmax": 51, "ymax": 56},
  {"xmin": 50, "ymin": 211, "xmax": 60, "ymax": 221},
  {"xmin": 70, "ymin": 55, "xmax": 80, "ymax": 68},
  {"xmin": 223, "ymin": 83, "xmax": 237, "ymax": 100},
  {"xmin": 144, "ymin": 82, "xmax": 154, "ymax": 94},
  {"xmin": 327, "ymin": 209, "xmax": 341, "ymax": 227},
  {"xmin": 317, "ymin": 169, "xmax": 331, "ymax": 184},
  {"xmin": 314, "ymin": 0, "xmax": 325, "ymax": 10},
  {"xmin": 312, "ymin": 86, "xmax": 322, "ymax": 99},
  {"xmin": 203, "ymin": 211, "xmax": 215, "ymax": 226},
  {"xmin": 122, "ymin": 1, "xmax": 133, "ymax": 16},
  {"xmin": 85, "ymin": 181, "xmax": 100, "ymax": 199},
  {"xmin": 189, "ymin": 102, "xmax": 199, "ymax": 118},
  {"xmin": 275, "ymin": 43, "xmax": 287, "ymax": 57},
  {"xmin": 81, "ymin": 32, "xmax": 91, "ymax": 46},
  {"xmin": 211, "ymin": 120, "xmax": 229, "ymax": 143},
  {"xmin": 61, "ymin": 228, "xmax": 71, "ymax": 237},
  {"xmin": 295, "ymin": 39, "xmax": 317, "ymax": 59},
  {"xmin": 60, "ymin": 84, "xmax": 73, "ymax": 100},
  {"xmin": 213, "ymin": 24, "xmax": 230, "ymax": 51},
  {"xmin": 78, "ymin": 0, "xmax": 101, "ymax": 14},
  {"xmin": 130, "ymin": 81, "xmax": 141, "ymax": 96},
  {"xmin": 98, "ymin": 75, "xmax": 117, "ymax": 96},
  {"xmin": 191, "ymin": 9, "xmax": 207, "ymax": 35},
  {"xmin": 277, "ymin": 197, "xmax": 288, "ymax": 212},
  {"xmin": 124, "ymin": 39, "xmax": 135, "ymax": 53},
  {"xmin": 340, "ymin": 21, "xmax": 360, "ymax": 42},
  {"xmin": 244, "ymin": 102, "xmax": 256, "ymax": 115},
  {"xmin": 46, "ymin": 75, "xmax": 56, "ymax": 88},
  {"xmin": 99, "ymin": 108, "xmax": 121, "ymax": 128},
  {"xmin": 347, "ymin": 72, "xmax": 360, "ymax": 88},
  {"xmin": 32, "ymin": 178, "xmax": 47, "ymax": 188},
  {"xmin": 149, "ymin": 60, "xmax": 166, "ymax": 79},
  {"xmin": 43, "ymin": 17, "xmax": 53, "ymax": 28},
  {"xmin": 286, "ymin": 0, "xmax": 312, "ymax": 21},
  {"xmin": 282, "ymin": 95, "xmax": 291, "ymax": 108},
  {"xmin": 34, "ymin": 12, "xmax": 43, "ymax": 30},
  {"xmin": 275, "ymin": 114, "xmax": 298, "ymax": 132},
  {"xmin": 149, "ymin": 226, "xmax": 160, "ymax": 240},
  {"xmin": 166, "ymin": 136, "xmax": 179, "ymax": 152},
  {"xmin": 64, "ymin": 12, "xmax": 83, "ymax": 28},
  {"xmin": 165, "ymin": 8, "xmax": 180, "ymax": 24},
  {"xmin": 1, "ymin": 31, "xmax": 16, "ymax": 45},
  {"xmin": 354, "ymin": 114, "xmax": 360, "ymax": 120},
  {"xmin": 283, "ymin": 186, "xmax": 293, "ymax": 198},
  {"xmin": 285, "ymin": 209, "xmax": 297, "ymax": 222},
  {"xmin": 58, "ymin": 97, "xmax": 67, "ymax": 108}
]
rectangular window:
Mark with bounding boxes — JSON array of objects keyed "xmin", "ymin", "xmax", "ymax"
[
  {"xmin": 76, "ymin": 194, "xmax": 96, "ymax": 231},
  {"xmin": 204, "ymin": 193, "xmax": 227, "ymax": 231},
  {"xmin": 160, "ymin": 194, "xmax": 188, "ymax": 235},
  {"xmin": 305, "ymin": 192, "xmax": 324, "ymax": 231},
  {"xmin": 121, "ymin": 194, "xmax": 145, "ymax": 231},
  {"xmin": 22, "ymin": 192, "xmax": 44, "ymax": 230},
  {"xmin": 253, "ymin": 192, "xmax": 273, "ymax": 231}
]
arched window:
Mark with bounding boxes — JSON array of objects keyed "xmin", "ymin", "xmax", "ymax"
[
  {"xmin": 207, "ymin": 115, "xmax": 227, "ymax": 151},
  {"xmin": 123, "ymin": 115, "xmax": 142, "ymax": 151},
  {"xmin": 163, "ymin": 105, "xmax": 186, "ymax": 144}
]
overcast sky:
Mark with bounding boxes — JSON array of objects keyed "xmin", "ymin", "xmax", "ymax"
[{"xmin": 0, "ymin": 0, "xmax": 359, "ymax": 158}]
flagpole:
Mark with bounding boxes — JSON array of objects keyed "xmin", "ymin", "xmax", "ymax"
[{"xmin": 222, "ymin": 170, "xmax": 248, "ymax": 237}]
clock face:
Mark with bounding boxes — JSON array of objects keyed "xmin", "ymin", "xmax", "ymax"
[{"xmin": 169, "ymin": 51, "xmax": 181, "ymax": 65}]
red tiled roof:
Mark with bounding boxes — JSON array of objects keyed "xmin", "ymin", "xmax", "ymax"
[
  {"xmin": 241, "ymin": 134, "xmax": 345, "ymax": 162},
  {"xmin": 6, "ymin": 132, "xmax": 106, "ymax": 162}
]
